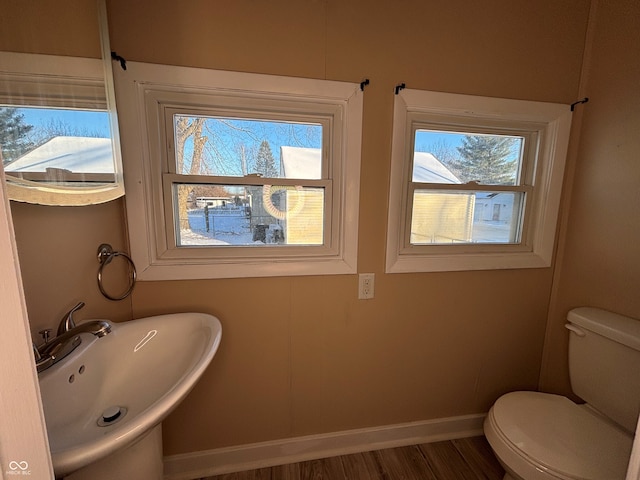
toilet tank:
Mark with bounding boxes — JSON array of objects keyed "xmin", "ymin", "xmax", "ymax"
[{"xmin": 567, "ymin": 307, "xmax": 640, "ymax": 433}]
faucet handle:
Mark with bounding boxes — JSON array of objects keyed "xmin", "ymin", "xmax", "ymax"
[
  {"xmin": 33, "ymin": 343, "xmax": 55, "ymax": 373},
  {"xmin": 57, "ymin": 302, "xmax": 85, "ymax": 336},
  {"xmin": 39, "ymin": 329, "xmax": 52, "ymax": 344},
  {"xmin": 32, "ymin": 342, "xmax": 42, "ymax": 361}
]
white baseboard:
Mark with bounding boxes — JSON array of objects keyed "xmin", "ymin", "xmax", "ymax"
[{"xmin": 163, "ymin": 413, "xmax": 486, "ymax": 480}]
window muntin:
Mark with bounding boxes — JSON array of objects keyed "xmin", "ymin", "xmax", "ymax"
[{"xmin": 386, "ymin": 88, "xmax": 572, "ymax": 273}]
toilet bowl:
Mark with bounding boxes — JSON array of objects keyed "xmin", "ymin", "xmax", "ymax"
[
  {"xmin": 484, "ymin": 391, "xmax": 633, "ymax": 480},
  {"xmin": 484, "ymin": 307, "xmax": 640, "ymax": 480}
]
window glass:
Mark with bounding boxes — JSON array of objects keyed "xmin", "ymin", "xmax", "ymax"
[
  {"xmin": 1, "ymin": 106, "xmax": 114, "ymax": 184},
  {"xmin": 173, "ymin": 115, "xmax": 322, "ymax": 178},
  {"xmin": 171, "ymin": 114, "xmax": 327, "ymax": 249},
  {"xmin": 413, "ymin": 130, "xmax": 524, "ymax": 186},
  {"xmin": 173, "ymin": 183, "xmax": 325, "ymax": 246},
  {"xmin": 410, "ymin": 190, "xmax": 524, "ymax": 244},
  {"xmin": 410, "ymin": 129, "xmax": 526, "ymax": 246}
]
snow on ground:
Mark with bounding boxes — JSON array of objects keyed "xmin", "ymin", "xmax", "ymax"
[
  {"xmin": 181, "ymin": 209, "xmax": 256, "ymax": 245},
  {"xmin": 180, "ymin": 208, "xmax": 512, "ymax": 246},
  {"xmin": 179, "ymin": 229, "xmax": 230, "ymax": 245},
  {"xmin": 471, "ymin": 221, "xmax": 512, "ymax": 243}
]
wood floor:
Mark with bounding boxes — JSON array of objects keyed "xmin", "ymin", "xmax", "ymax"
[{"xmin": 201, "ymin": 436, "xmax": 505, "ymax": 479}]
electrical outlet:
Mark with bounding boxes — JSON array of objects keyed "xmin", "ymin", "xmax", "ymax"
[{"xmin": 358, "ymin": 273, "xmax": 375, "ymax": 299}]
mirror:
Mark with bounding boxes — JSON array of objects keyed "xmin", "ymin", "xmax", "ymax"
[{"xmin": 0, "ymin": 0, "xmax": 124, "ymax": 206}]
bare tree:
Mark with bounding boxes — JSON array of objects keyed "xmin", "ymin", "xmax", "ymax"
[
  {"xmin": 175, "ymin": 117, "xmax": 207, "ymax": 230},
  {"xmin": 26, "ymin": 118, "xmax": 105, "ymax": 147}
]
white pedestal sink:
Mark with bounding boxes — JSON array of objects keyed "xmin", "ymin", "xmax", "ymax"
[{"xmin": 37, "ymin": 312, "xmax": 222, "ymax": 478}]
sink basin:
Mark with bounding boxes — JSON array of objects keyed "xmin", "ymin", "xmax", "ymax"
[{"xmin": 38, "ymin": 312, "xmax": 222, "ymax": 477}]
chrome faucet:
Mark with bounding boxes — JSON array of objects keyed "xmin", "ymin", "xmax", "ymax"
[
  {"xmin": 35, "ymin": 303, "xmax": 112, "ymax": 373},
  {"xmin": 57, "ymin": 301, "xmax": 85, "ymax": 335}
]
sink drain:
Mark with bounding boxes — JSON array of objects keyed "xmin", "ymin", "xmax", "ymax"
[{"xmin": 97, "ymin": 406, "xmax": 127, "ymax": 426}]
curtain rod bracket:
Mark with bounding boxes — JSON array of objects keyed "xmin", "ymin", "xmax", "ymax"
[
  {"xmin": 360, "ymin": 78, "xmax": 370, "ymax": 91},
  {"xmin": 111, "ymin": 52, "xmax": 127, "ymax": 71},
  {"xmin": 395, "ymin": 83, "xmax": 406, "ymax": 95},
  {"xmin": 570, "ymin": 97, "xmax": 589, "ymax": 111}
]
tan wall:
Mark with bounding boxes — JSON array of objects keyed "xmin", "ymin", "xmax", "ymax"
[
  {"xmin": 4, "ymin": 0, "xmax": 593, "ymax": 456},
  {"xmin": 10, "ymin": 201, "xmax": 132, "ymax": 335},
  {"xmin": 0, "ymin": 0, "xmax": 101, "ymax": 57},
  {"xmin": 540, "ymin": 0, "xmax": 640, "ymax": 395}
]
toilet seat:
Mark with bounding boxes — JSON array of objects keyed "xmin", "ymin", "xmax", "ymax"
[{"xmin": 485, "ymin": 391, "xmax": 633, "ymax": 480}]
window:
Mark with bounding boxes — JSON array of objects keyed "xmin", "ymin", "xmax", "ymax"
[
  {"xmin": 167, "ymin": 114, "xmax": 326, "ymax": 248},
  {"xmin": 0, "ymin": 52, "xmax": 124, "ymax": 206},
  {"xmin": 386, "ymin": 89, "xmax": 572, "ymax": 273},
  {"xmin": 114, "ymin": 62, "xmax": 363, "ymax": 280}
]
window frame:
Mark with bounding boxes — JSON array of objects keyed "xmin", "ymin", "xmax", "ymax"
[
  {"xmin": 160, "ymin": 105, "xmax": 335, "ymax": 257},
  {"xmin": 386, "ymin": 88, "xmax": 572, "ymax": 273},
  {"xmin": 406, "ymin": 122, "xmax": 538, "ymax": 251},
  {"xmin": 114, "ymin": 62, "xmax": 363, "ymax": 280}
]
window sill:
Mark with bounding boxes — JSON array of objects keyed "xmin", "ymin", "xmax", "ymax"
[
  {"xmin": 386, "ymin": 250, "xmax": 551, "ymax": 274},
  {"xmin": 136, "ymin": 256, "xmax": 357, "ymax": 281}
]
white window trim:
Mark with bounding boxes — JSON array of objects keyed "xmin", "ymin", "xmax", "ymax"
[
  {"xmin": 114, "ymin": 62, "xmax": 362, "ymax": 280},
  {"xmin": 386, "ymin": 89, "xmax": 572, "ymax": 273}
]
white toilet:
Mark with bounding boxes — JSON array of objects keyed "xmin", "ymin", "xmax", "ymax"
[{"xmin": 484, "ymin": 307, "xmax": 640, "ymax": 480}]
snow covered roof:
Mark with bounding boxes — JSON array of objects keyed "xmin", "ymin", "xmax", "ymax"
[
  {"xmin": 412, "ymin": 152, "xmax": 460, "ymax": 184},
  {"xmin": 5, "ymin": 136, "xmax": 114, "ymax": 173},
  {"xmin": 280, "ymin": 146, "xmax": 321, "ymax": 179},
  {"xmin": 279, "ymin": 147, "xmax": 457, "ymax": 184}
]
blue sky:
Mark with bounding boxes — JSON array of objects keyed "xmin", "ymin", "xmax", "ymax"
[
  {"xmin": 180, "ymin": 116, "xmax": 322, "ymax": 176},
  {"xmin": 18, "ymin": 107, "xmax": 111, "ymax": 138},
  {"xmin": 415, "ymin": 129, "xmax": 524, "ymax": 164},
  {"xmin": 415, "ymin": 130, "xmax": 468, "ymax": 153},
  {"xmin": 16, "ymin": 109, "xmax": 522, "ymax": 170}
]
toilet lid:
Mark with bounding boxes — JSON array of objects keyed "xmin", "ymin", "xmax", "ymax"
[{"xmin": 491, "ymin": 391, "xmax": 633, "ymax": 480}]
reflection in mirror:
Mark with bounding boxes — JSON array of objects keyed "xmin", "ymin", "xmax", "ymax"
[{"xmin": 0, "ymin": 0, "xmax": 124, "ymax": 206}]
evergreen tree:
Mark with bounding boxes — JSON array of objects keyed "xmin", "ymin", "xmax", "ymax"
[
  {"xmin": 254, "ymin": 140, "xmax": 278, "ymax": 177},
  {"xmin": 450, "ymin": 135, "xmax": 518, "ymax": 185},
  {"xmin": 0, "ymin": 107, "xmax": 35, "ymax": 164}
]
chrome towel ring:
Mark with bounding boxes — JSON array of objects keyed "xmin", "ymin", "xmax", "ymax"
[{"xmin": 97, "ymin": 243, "xmax": 137, "ymax": 301}]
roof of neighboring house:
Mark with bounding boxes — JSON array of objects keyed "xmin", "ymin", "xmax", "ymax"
[
  {"xmin": 412, "ymin": 152, "xmax": 460, "ymax": 184},
  {"xmin": 5, "ymin": 136, "xmax": 114, "ymax": 173},
  {"xmin": 280, "ymin": 146, "xmax": 321, "ymax": 179},
  {"xmin": 278, "ymin": 147, "xmax": 458, "ymax": 184}
]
